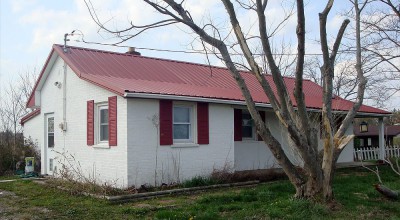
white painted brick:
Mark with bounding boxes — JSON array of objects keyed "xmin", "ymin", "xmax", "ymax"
[
  {"xmin": 23, "ymin": 55, "xmax": 355, "ymax": 189},
  {"xmin": 25, "ymin": 56, "xmax": 128, "ymax": 187},
  {"xmin": 126, "ymin": 99, "xmax": 234, "ymax": 187}
]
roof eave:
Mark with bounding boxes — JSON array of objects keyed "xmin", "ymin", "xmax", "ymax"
[
  {"xmin": 20, "ymin": 109, "xmax": 41, "ymax": 125},
  {"xmin": 26, "ymin": 48, "xmax": 57, "ymax": 108},
  {"xmin": 124, "ymin": 92, "xmax": 391, "ymax": 116},
  {"xmin": 124, "ymin": 92, "xmax": 273, "ymax": 108}
]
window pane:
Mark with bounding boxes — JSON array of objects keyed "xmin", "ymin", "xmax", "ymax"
[
  {"xmin": 173, "ymin": 124, "xmax": 190, "ymax": 139},
  {"xmin": 48, "ymin": 117, "xmax": 54, "ymax": 132},
  {"xmin": 242, "ymin": 112, "xmax": 253, "ymax": 126},
  {"xmin": 48, "ymin": 134, "xmax": 54, "ymax": 148},
  {"xmin": 242, "ymin": 126, "xmax": 253, "ymax": 138},
  {"xmin": 100, "ymin": 109, "xmax": 108, "ymax": 124},
  {"xmin": 49, "ymin": 159, "xmax": 53, "ymax": 171},
  {"xmin": 100, "ymin": 125, "xmax": 109, "ymax": 141},
  {"xmin": 242, "ymin": 111, "xmax": 253, "ymax": 138},
  {"xmin": 174, "ymin": 107, "xmax": 190, "ymax": 123}
]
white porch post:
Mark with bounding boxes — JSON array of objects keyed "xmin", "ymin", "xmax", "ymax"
[{"xmin": 378, "ymin": 118, "xmax": 385, "ymax": 160}]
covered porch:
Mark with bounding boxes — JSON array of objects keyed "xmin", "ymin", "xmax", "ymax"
[{"xmin": 353, "ymin": 115, "xmax": 398, "ymax": 161}]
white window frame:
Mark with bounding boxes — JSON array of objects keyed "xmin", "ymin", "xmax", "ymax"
[
  {"xmin": 367, "ymin": 138, "xmax": 372, "ymax": 146},
  {"xmin": 173, "ymin": 103, "xmax": 195, "ymax": 144},
  {"xmin": 242, "ymin": 110, "xmax": 256, "ymax": 140},
  {"xmin": 97, "ymin": 104, "xmax": 109, "ymax": 144}
]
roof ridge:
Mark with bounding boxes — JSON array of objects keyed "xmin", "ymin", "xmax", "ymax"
[
  {"xmin": 53, "ymin": 44, "xmax": 308, "ymax": 81},
  {"xmin": 54, "ymin": 44, "xmax": 230, "ymax": 71}
]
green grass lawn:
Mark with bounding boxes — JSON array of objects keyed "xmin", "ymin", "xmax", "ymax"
[{"xmin": 0, "ymin": 166, "xmax": 399, "ymax": 219}]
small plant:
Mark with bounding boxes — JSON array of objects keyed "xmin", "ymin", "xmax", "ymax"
[{"xmin": 182, "ymin": 176, "xmax": 221, "ymax": 188}]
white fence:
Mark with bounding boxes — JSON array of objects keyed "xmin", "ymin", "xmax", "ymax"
[{"xmin": 353, "ymin": 145, "xmax": 400, "ymax": 161}]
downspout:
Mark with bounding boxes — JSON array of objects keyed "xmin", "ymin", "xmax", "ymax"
[
  {"xmin": 63, "ymin": 61, "xmax": 67, "ymax": 132},
  {"xmin": 62, "ymin": 33, "xmax": 69, "ymax": 152}
]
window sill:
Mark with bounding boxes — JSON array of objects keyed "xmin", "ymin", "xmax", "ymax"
[
  {"xmin": 171, "ymin": 143, "xmax": 199, "ymax": 148},
  {"xmin": 239, "ymin": 139, "xmax": 259, "ymax": 143},
  {"xmin": 93, "ymin": 143, "xmax": 110, "ymax": 149}
]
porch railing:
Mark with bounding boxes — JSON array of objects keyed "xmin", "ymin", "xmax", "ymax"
[{"xmin": 353, "ymin": 145, "xmax": 400, "ymax": 161}]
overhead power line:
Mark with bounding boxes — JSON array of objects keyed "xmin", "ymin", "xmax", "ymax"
[
  {"xmin": 74, "ymin": 39, "xmax": 398, "ymax": 58},
  {"xmin": 75, "ymin": 39, "xmax": 325, "ymax": 56}
]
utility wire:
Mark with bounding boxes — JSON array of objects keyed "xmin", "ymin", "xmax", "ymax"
[
  {"xmin": 74, "ymin": 39, "xmax": 398, "ymax": 58},
  {"xmin": 75, "ymin": 39, "xmax": 328, "ymax": 56}
]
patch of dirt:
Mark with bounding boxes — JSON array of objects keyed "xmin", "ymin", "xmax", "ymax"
[
  {"xmin": 0, "ymin": 190, "xmax": 53, "ymax": 219},
  {"xmin": 0, "ymin": 190, "xmax": 16, "ymax": 198},
  {"xmin": 134, "ymin": 203, "xmax": 153, "ymax": 209},
  {"xmin": 327, "ymin": 200, "xmax": 343, "ymax": 211},
  {"xmin": 157, "ymin": 199, "xmax": 176, "ymax": 204}
]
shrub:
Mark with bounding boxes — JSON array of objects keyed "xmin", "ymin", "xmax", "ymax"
[{"xmin": 0, "ymin": 133, "xmax": 40, "ymax": 175}]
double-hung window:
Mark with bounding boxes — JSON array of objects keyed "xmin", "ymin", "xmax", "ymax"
[
  {"xmin": 98, "ymin": 105, "xmax": 109, "ymax": 142},
  {"xmin": 173, "ymin": 105, "xmax": 193, "ymax": 143},
  {"xmin": 242, "ymin": 110, "xmax": 255, "ymax": 139}
]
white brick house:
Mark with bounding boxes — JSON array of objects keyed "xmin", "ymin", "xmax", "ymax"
[{"xmin": 21, "ymin": 44, "xmax": 390, "ymax": 188}]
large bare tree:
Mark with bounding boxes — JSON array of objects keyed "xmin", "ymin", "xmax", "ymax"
[{"xmin": 85, "ymin": 0, "xmax": 369, "ymax": 201}]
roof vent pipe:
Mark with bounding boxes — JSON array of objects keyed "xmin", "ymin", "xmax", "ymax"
[{"xmin": 126, "ymin": 47, "xmax": 141, "ymax": 56}]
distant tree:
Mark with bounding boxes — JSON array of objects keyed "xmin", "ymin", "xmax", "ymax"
[
  {"xmin": 386, "ymin": 109, "xmax": 400, "ymax": 125},
  {"xmin": 0, "ymin": 70, "xmax": 37, "ymax": 170}
]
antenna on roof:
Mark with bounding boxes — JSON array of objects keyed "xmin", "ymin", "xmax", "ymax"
[{"xmin": 63, "ymin": 30, "xmax": 76, "ymax": 53}]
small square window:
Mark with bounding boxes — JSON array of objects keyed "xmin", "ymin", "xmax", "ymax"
[
  {"xmin": 98, "ymin": 105, "xmax": 109, "ymax": 142},
  {"xmin": 173, "ymin": 105, "xmax": 193, "ymax": 142}
]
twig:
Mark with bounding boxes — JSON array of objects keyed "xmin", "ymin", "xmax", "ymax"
[{"xmin": 361, "ymin": 160, "xmax": 382, "ymax": 183}]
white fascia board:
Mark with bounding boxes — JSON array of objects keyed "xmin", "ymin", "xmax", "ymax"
[
  {"xmin": 36, "ymin": 52, "xmax": 59, "ymax": 93},
  {"xmin": 30, "ymin": 51, "xmax": 59, "ymax": 108}
]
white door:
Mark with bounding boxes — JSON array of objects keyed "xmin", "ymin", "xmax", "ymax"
[{"xmin": 45, "ymin": 114, "xmax": 55, "ymax": 175}]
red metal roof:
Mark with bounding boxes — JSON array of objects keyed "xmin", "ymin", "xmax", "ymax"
[
  {"xmin": 20, "ymin": 109, "xmax": 40, "ymax": 125},
  {"xmin": 26, "ymin": 44, "xmax": 390, "ymax": 115}
]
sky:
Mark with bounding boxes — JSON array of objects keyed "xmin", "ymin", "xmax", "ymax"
[{"xmin": 0, "ymin": 0, "xmax": 399, "ymax": 110}]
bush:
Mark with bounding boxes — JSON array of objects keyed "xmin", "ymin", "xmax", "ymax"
[
  {"xmin": 394, "ymin": 137, "xmax": 400, "ymax": 145},
  {"xmin": 0, "ymin": 132, "xmax": 40, "ymax": 175}
]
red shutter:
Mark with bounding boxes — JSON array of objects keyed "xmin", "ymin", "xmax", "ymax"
[
  {"xmin": 234, "ymin": 109, "xmax": 242, "ymax": 141},
  {"xmin": 108, "ymin": 96, "xmax": 118, "ymax": 146},
  {"xmin": 159, "ymin": 100, "xmax": 173, "ymax": 145},
  {"xmin": 87, "ymin": 100, "xmax": 94, "ymax": 146},
  {"xmin": 258, "ymin": 111, "xmax": 266, "ymax": 141},
  {"xmin": 197, "ymin": 102, "xmax": 209, "ymax": 144}
]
